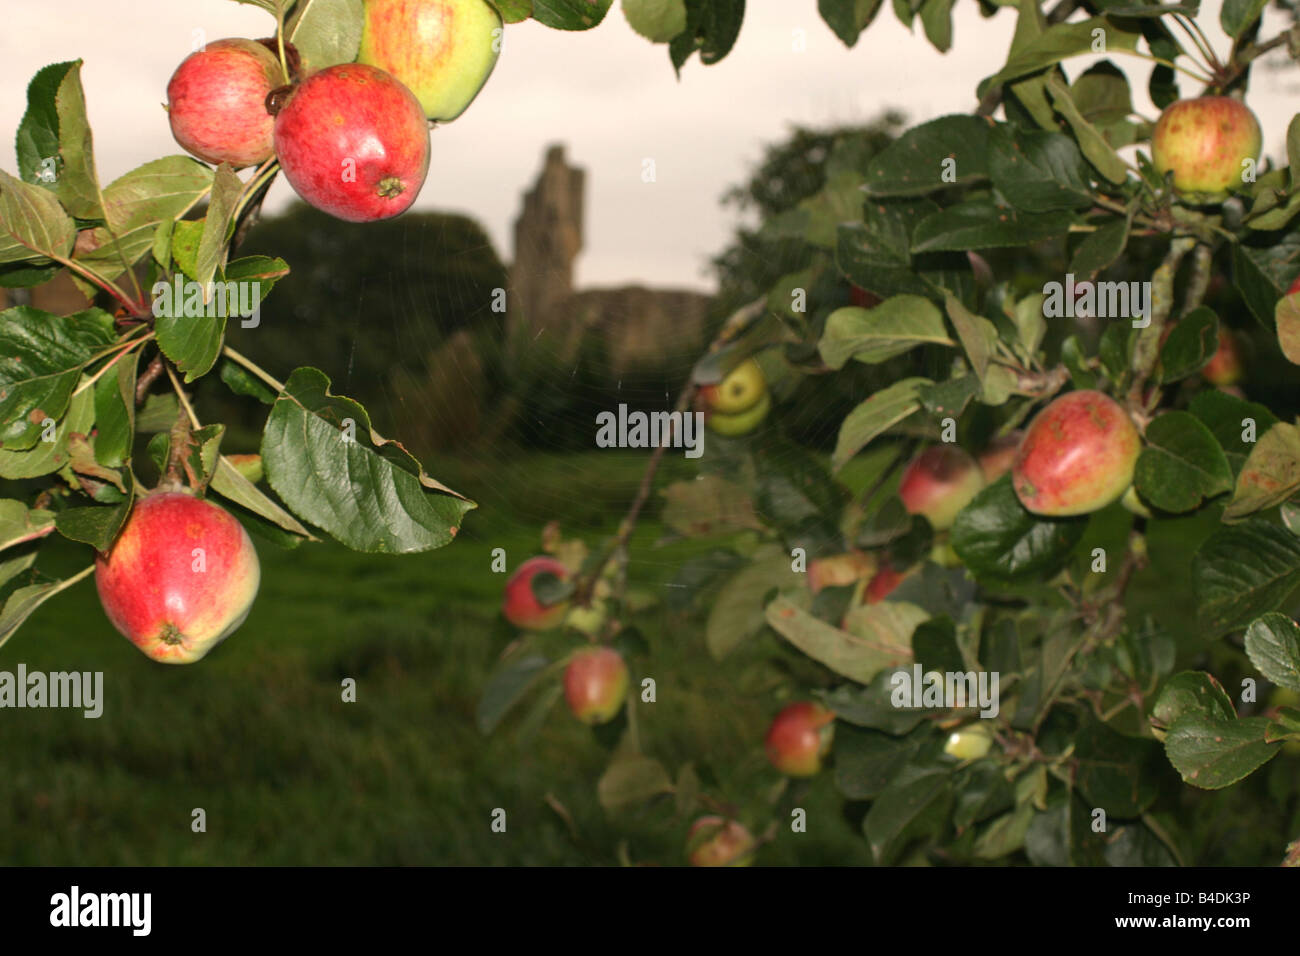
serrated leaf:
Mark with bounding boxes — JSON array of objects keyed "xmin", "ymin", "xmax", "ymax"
[
  {"xmin": 1151, "ymin": 671, "xmax": 1236, "ymax": 728},
  {"xmin": 1164, "ymin": 715, "xmax": 1278, "ymax": 789},
  {"xmin": 912, "ymin": 197, "xmax": 1071, "ymax": 252},
  {"xmin": 1193, "ymin": 520, "xmax": 1300, "ymax": 635},
  {"xmin": 818, "ymin": 0, "xmax": 885, "ymax": 46},
  {"xmin": 988, "ymin": 123, "xmax": 1093, "ymax": 212},
  {"xmin": 818, "ymin": 296, "xmax": 951, "ymax": 368},
  {"xmin": 1133, "ymin": 411, "xmax": 1232, "ymax": 513},
  {"xmin": 950, "ymin": 476, "xmax": 1087, "ymax": 579},
  {"xmin": 1070, "ymin": 216, "xmax": 1130, "ymax": 276},
  {"xmin": 476, "ymin": 653, "xmax": 554, "ymax": 734},
  {"xmin": 863, "ymin": 114, "xmax": 991, "ymax": 198},
  {"xmin": 0, "ymin": 383, "xmax": 93, "ymax": 479},
  {"xmin": 831, "ymin": 377, "xmax": 929, "ymax": 472},
  {"xmin": 0, "ymin": 168, "xmax": 77, "ymax": 265},
  {"xmin": 0, "ymin": 564, "xmax": 94, "ymax": 650},
  {"xmin": 261, "ymin": 367, "xmax": 473, "ymax": 553},
  {"xmin": 289, "ymin": 0, "xmax": 365, "ymax": 72},
  {"xmin": 1222, "ymin": 422, "xmax": 1300, "ymax": 521},
  {"xmin": 1243, "ymin": 613, "xmax": 1300, "ymax": 692},
  {"xmin": 534, "ymin": 0, "xmax": 614, "ymax": 29},
  {"xmin": 1157, "ymin": 306, "xmax": 1218, "ymax": 383},
  {"xmin": 0, "ymin": 500, "xmax": 56, "ymax": 552}
]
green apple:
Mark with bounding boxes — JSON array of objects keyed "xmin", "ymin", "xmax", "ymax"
[
  {"xmin": 700, "ymin": 358, "xmax": 766, "ymax": 414},
  {"xmin": 943, "ymin": 724, "xmax": 993, "ymax": 761},
  {"xmin": 706, "ymin": 390, "xmax": 771, "ymax": 437},
  {"xmin": 358, "ymin": 0, "xmax": 502, "ymax": 123}
]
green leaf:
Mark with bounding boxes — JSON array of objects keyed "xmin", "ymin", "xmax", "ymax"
[
  {"xmin": 219, "ymin": 359, "xmax": 276, "ymax": 405},
  {"xmin": 1073, "ymin": 719, "xmax": 1164, "ymax": 816},
  {"xmin": 102, "ymin": 155, "xmax": 213, "ymax": 234},
  {"xmin": 1151, "ymin": 671, "xmax": 1236, "ymax": 728},
  {"xmin": 1164, "ymin": 715, "xmax": 1278, "ymax": 789},
  {"xmin": 622, "ymin": 0, "xmax": 687, "ymax": 41},
  {"xmin": 15, "ymin": 62, "xmax": 71, "ymax": 187},
  {"xmin": 0, "ymin": 382, "xmax": 94, "ymax": 479},
  {"xmin": 195, "ymin": 163, "xmax": 244, "ymax": 292},
  {"xmin": 834, "ymin": 724, "xmax": 929, "ymax": 799},
  {"xmin": 54, "ymin": 490, "xmax": 134, "ymax": 552},
  {"xmin": 1188, "ymin": 388, "xmax": 1279, "ymax": 473},
  {"xmin": 1243, "ymin": 613, "xmax": 1300, "ymax": 692},
  {"xmin": 1220, "ymin": 0, "xmax": 1268, "ymax": 38},
  {"xmin": 490, "ymin": 0, "xmax": 534, "ymax": 23},
  {"xmin": 919, "ymin": 0, "xmax": 953, "ymax": 52},
  {"xmin": 1071, "ymin": 217, "xmax": 1130, "ymax": 278},
  {"xmin": 818, "ymin": 0, "xmax": 886, "ymax": 46},
  {"xmin": 170, "ymin": 219, "xmax": 204, "ymax": 280},
  {"xmin": 862, "ymin": 767, "xmax": 952, "ymax": 864},
  {"xmin": 831, "ymin": 377, "xmax": 929, "ymax": 471},
  {"xmin": 863, "ymin": 114, "xmax": 991, "ymax": 198},
  {"xmin": 819, "ymin": 669, "xmax": 937, "ymax": 735},
  {"xmin": 0, "ymin": 168, "xmax": 77, "ymax": 265},
  {"xmin": 0, "ymin": 500, "xmax": 56, "ymax": 552},
  {"xmin": 534, "ymin": 0, "xmax": 614, "ymax": 29},
  {"xmin": 706, "ymin": 545, "xmax": 801, "ymax": 659},
  {"xmin": 596, "ymin": 755, "xmax": 673, "ymax": 813},
  {"xmin": 289, "ymin": 0, "xmax": 365, "ymax": 73},
  {"xmin": 1044, "ymin": 73, "xmax": 1129, "ymax": 184},
  {"xmin": 973, "ymin": 802, "xmax": 1035, "ymax": 859},
  {"xmin": 918, "ymin": 375, "xmax": 979, "ymax": 420},
  {"xmin": 988, "ymin": 123, "xmax": 1093, "ymax": 212},
  {"xmin": 912, "ymin": 197, "xmax": 1071, "ymax": 252},
  {"xmin": 766, "ymin": 595, "xmax": 914, "ymax": 684},
  {"xmin": 0, "ymin": 306, "xmax": 115, "ymax": 451},
  {"xmin": 209, "ymin": 454, "xmax": 314, "ymax": 540},
  {"xmin": 818, "ymin": 296, "xmax": 951, "ymax": 368},
  {"xmin": 1070, "ymin": 59, "xmax": 1132, "ymax": 125},
  {"xmin": 836, "ymin": 203, "xmax": 973, "ymax": 302},
  {"xmin": 476, "ymin": 653, "xmax": 554, "ymax": 734},
  {"xmin": 660, "ymin": 474, "xmax": 761, "ymax": 538},
  {"xmin": 985, "ymin": 17, "xmax": 1141, "ymax": 88},
  {"xmin": 261, "ymin": 367, "xmax": 474, "ymax": 553},
  {"xmin": 950, "ymin": 476, "xmax": 1087, "ymax": 580},
  {"xmin": 1133, "ymin": 411, "xmax": 1231, "ymax": 513},
  {"xmin": 1193, "ymin": 520, "xmax": 1300, "ymax": 635},
  {"xmin": 1156, "ymin": 306, "xmax": 1218, "ymax": 383},
  {"xmin": 15, "ymin": 61, "xmax": 101, "ymax": 219},
  {"xmin": 1232, "ymin": 237, "xmax": 1300, "ymax": 330},
  {"xmin": 91, "ymin": 346, "xmax": 137, "ymax": 468},
  {"xmin": 945, "ymin": 292, "xmax": 998, "ymax": 380},
  {"xmin": 1222, "ymin": 422, "xmax": 1300, "ymax": 522},
  {"xmin": 0, "ymin": 564, "xmax": 94, "ymax": 651},
  {"xmin": 668, "ymin": 0, "xmax": 743, "ymax": 70},
  {"xmin": 155, "ymin": 310, "xmax": 226, "ymax": 384}
]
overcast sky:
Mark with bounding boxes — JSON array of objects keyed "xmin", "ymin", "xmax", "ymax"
[{"xmin": 3, "ymin": 0, "xmax": 1298, "ymax": 293}]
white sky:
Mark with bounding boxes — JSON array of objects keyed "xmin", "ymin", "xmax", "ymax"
[{"xmin": 3, "ymin": 0, "xmax": 1298, "ymax": 293}]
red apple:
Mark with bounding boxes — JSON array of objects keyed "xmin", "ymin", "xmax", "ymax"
[
  {"xmin": 358, "ymin": 0, "xmax": 502, "ymax": 122},
  {"xmin": 1202, "ymin": 328, "xmax": 1243, "ymax": 386},
  {"xmin": 978, "ymin": 431, "xmax": 1023, "ymax": 483},
  {"xmin": 166, "ymin": 38, "xmax": 281, "ymax": 168},
  {"xmin": 865, "ymin": 561, "xmax": 906, "ymax": 603},
  {"xmin": 686, "ymin": 816, "xmax": 757, "ymax": 867},
  {"xmin": 764, "ymin": 701, "xmax": 835, "ymax": 777},
  {"xmin": 1012, "ymin": 390, "xmax": 1141, "ymax": 516},
  {"xmin": 1151, "ymin": 96, "xmax": 1262, "ymax": 201},
  {"xmin": 848, "ymin": 284, "xmax": 880, "ymax": 308},
  {"xmin": 94, "ymin": 491, "xmax": 260, "ymax": 664},
  {"xmin": 563, "ymin": 646, "xmax": 629, "ymax": 725},
  {"xmin": 898, "ymin": 445, "xmax": 985, "ymax": 531},
  {"xmin": 272, "ymin": 64, "xmax": 430, "ymax": 222},
  {"xmin": 502, "ymin": 555, "xmax": 570, "ymax": 630}
]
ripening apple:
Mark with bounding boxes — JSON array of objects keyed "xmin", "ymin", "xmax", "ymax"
[
  {"xmin": 848, "ymin": 284, "xmax": 880, "ymax": 309},
  {"xmin": 272, "ymin": 64, "xmax": 430, "ymax": 222},
  {"xmin": 94, "ymin": 492, "xmax": 260, "ymax": 664},
  {"xmin": 865, "ymin": 561, "xmax": 907, "ymax": 603},
  {"xmin": 943, "ymin": 723, "xmax": 993, "ymax": 760},
  {"xmin": 764, "ymin": 701, "xmax": 835, "ymax": 776},
  {"xmin": 1012, "ymin": 390, "xmax": 1141, "ymax": 517},
  {"xmin": 898, "ymin": 445, "xmax": 985, "ymax": 531},
  {"xmin": 706, "ymin": 390, "xmax": 771, "ymax": 436},
  {"xmin": 358, "ymin": 0, "xmax": 502, "ymax": 123},
  {"xmin": 1202, "ymin": 328, "xmax": 1243, "ymax": 386},
  {"xmin": 166, "ymin": 38, "xmax": 281, "ymax": 168},
  {"xmin": 502, "ymin": 555, "xmax": 571, "ymax": 630},
  {"xmin": 563, "ymin": 646, "xmax": 629, "ymax": 725},
  {"xmin": 978, "ymin": 431, "xmax": 1023, "ymax": 483},
  {"xmin": 700, "ymin": 358, "xmax": 766, "ymax": 414},
  {"xmin": 686, "ymin": 816, "xmax": 757, "ymax": 867},
  {"xmin": 1151, "ymin": 96, "xmax": 1262, "ymax": 202}
]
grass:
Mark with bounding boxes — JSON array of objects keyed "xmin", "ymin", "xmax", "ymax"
[{"xmin": 0, "ymin": 450, "xmax": 876, "ymax": 865}]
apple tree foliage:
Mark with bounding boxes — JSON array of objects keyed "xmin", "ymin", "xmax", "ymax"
[{"xmin": 479, "ymin": 1, "xmax": 1300, "ymax": 866}]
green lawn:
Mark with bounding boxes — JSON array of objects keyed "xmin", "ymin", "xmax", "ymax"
[{"xmin": 0, "ymin": 451, "xmax": 875, "ymax": 865}]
